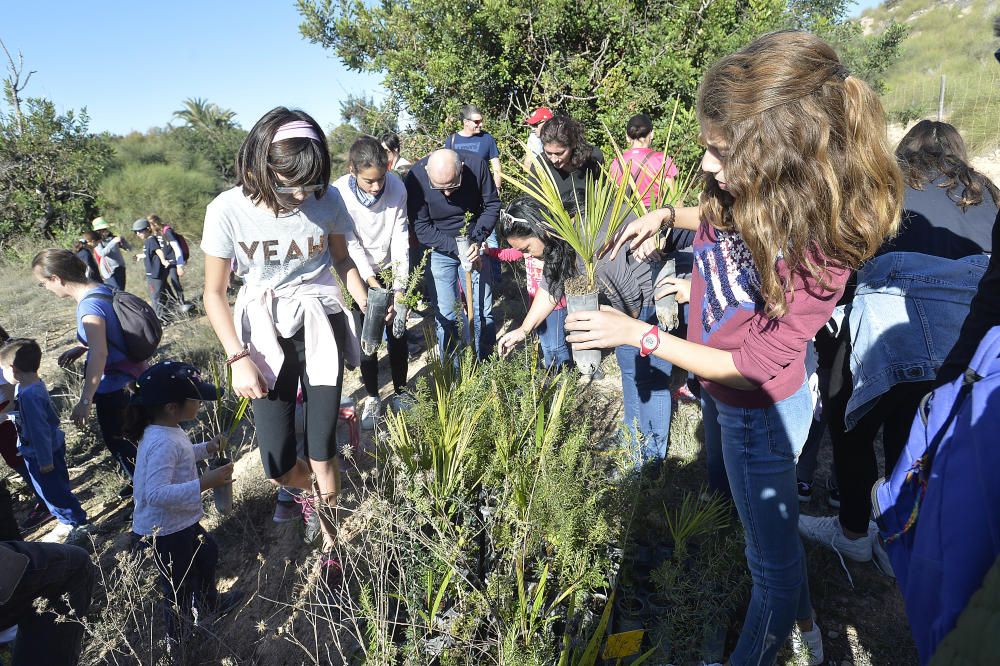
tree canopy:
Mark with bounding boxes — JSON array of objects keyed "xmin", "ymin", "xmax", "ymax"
[{"xmin": 298, "ymin": 0, "xmax": 906, "ymax": 164}]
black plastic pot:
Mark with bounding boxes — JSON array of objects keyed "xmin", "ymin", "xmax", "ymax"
[
  {"xmin": 614, "ymin": 594, "xmax": 646, "ymax": 633},
  {"xmin": 565, "ymin": 290, "xmax": 602, "ymax": 375},
  {"xmin": 654, "ymin": 258, "xmax": 679, "ymax": 332},
  {"xmin": 360, "ymin": 287, "xmax": 391, "ymax": 355},
  {"xmin": 210, "ymin": 455, "xmax": 233, "ymax": 515}
]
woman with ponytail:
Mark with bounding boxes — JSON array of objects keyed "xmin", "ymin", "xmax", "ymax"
[{"xmin": 568, "ymin": 31, "xmax": 902, "ymax": 665}]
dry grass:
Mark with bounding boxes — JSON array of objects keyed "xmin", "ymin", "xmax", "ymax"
[{"xmin": 0, "ymin": 244, "xmax": 915, "ymax": 665}]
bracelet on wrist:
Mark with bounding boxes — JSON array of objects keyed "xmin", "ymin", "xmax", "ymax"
[
  {"xmin": 225, "ymin": 346, "xmax": 250, "ymax": 366},
  {"xmin": 660, "ymin": 204, "xmax": 676, "ymax": 230}
]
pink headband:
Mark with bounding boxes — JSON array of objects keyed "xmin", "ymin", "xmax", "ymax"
[{"xmin": 271, "ymin": 120, "xmax": 321, "ymax": 143}]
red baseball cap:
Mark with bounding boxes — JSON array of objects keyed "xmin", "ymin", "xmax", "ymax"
[{"xmin": 525, "ymin": 107, "xmax": 554, "ymax": 125}]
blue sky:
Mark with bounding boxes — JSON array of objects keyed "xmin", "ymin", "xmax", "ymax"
[
  {"xmin": 2, "ymin": 1, "xmax": 386, "ymax": 135},
  {"xmin": 4, "ymin": 1, "xmax": 883, "ymax": 136}
]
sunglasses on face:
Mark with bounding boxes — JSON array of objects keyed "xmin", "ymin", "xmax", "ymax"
[
  {"xmin": 274, "ymin": 183, "xmax": 324, "ymax": 195},
  {"xmin": 465, "ymin": 118, "xmax": 483, "ymax": 125}
]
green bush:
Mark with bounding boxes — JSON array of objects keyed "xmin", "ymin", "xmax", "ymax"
[{"xmin": 98, "ymin": 162, "xmax": 217, "ymax": 236}]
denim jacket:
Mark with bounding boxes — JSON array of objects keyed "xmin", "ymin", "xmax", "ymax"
[{"xmin": 846, "ymin": 251, "xmax": 988, "ymax": 429}]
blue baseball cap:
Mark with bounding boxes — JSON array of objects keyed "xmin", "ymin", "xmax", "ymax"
[{"xmin": 131, "ymin": 361, "xmax": 220, "ymax": 406}]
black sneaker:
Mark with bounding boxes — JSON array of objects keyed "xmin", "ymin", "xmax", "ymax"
[
  {"xmin": 797, "ymin": 480, "xmax": 813, "ymax": 503},
  {"xmin": 118, "ymin": 483, "xmax": 134, "ymax": 499},
  {"xmin": 295, "ymin": 494, "xmax": 322, "ymax": 546}
]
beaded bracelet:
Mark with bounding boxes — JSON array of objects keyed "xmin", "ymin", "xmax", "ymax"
[
  {"xmin": 225, "ymin": 346, "xmax": 249, "ymax": 366},
  {"xmin": 661, "ymin": 203, "xmax": 676, "ymax": 230}
]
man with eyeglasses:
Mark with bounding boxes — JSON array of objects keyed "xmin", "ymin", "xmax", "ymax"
[
  {"xmin": 445, "ymin": 104, "xmax": 502, "ymax": 192},
  {"xmin": 405, "ymin": 149, "xmax": 501, "ymax": 362}
]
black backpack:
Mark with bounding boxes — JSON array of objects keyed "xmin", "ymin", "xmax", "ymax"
[{"xmin": 82, "ymin": 291, "xmax": 162, "ymax": 362}]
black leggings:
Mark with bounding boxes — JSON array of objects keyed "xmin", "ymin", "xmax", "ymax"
[
  {"xmin": 358, "ymin": 310, "xmax": 409, "ymax": 397},
  {"xmin": 152, "ymin": 523, "xmax": 218, "ymax": 638},
  {"xmin": 251, "ymin": 313, "xmax": 347, "ymax": 479},
  {"xmin": 827, "ymin": 328, "xmax": 934, "ymax": 534},
  {"xmin": 94, "ymin": 389, "xmax": 137, "ymax": 479}
]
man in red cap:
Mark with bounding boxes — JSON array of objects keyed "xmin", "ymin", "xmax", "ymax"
[{"xmin": 522, "ymin": 107, "xmax": 553, "ymax": 171}]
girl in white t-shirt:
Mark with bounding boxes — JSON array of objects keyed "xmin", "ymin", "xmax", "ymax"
[
  {"xmin": 335, "ymin": 136, "xmax": 410, "ymax": 427},
  {"xmin": 200, "ymin": 107, "xmax": 369, "ymax": 586}
]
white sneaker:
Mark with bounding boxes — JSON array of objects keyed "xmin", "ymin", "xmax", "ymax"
[
  {"xmin": 869, "ymin": 521, "xmax": 895, "ymax": 578},
  {"xmin": 798, "ymin": 514, "xmax": 872, "ymax": 562},
  {"xmin": 791, "ymin": 621, "xmax": 825, "ymax": 666},
  {"xmin": 360, "ymin": 396, "xmax": 381, "ymax": 431},
  {"xmin": 40, "ymin": 521, "xmax": 74, "ymax": 543}
]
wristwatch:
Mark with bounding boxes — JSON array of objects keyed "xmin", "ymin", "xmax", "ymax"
[
  {"xmin": 639, "ymin": 324, "xmax": 660, "ymax": 358},
  {"xmin": 78, "ymin": 397, "xmax": 91, "ymax": 406}
]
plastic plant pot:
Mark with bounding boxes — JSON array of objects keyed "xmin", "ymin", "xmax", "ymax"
[
  {"xmin": 614, "ymin": 594, "xmax": 646, "ymax": 633},
  {"xmin": 392, "ymin": 299, "xmax": 408, "ymax": 338},
  {"xmin": 361, "ymin": 287, "xmax": 391, "ymax": 356},
  {"xmin": 565, "ymin": 291, "xmax": 602, "ymax": 375},
  {"xmin": 644, "ymin": 592, "xmax": 671, "ymax": 618},
  {"xmin": 210, "ymin": 456, "xmax": 233, "ymax": 515},
  {"xmin": 455, "ymin": 235, "xmax": 473, "ymax": 272},
  {"xmin": 654, "ymin": 258, "xmax": 679, "ymax": 332}
]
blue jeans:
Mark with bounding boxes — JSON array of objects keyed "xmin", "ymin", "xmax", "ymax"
[
  {"xmin": 24, "ymin": 449, "xmax": 87, "ymax": 526},
  {"xmin": 536, "ymin": 307, "xmax": 571, "ymax": 369},
  {"xmin": 615, "ymin": 305, "xmax": 673, "ymax": 464},
  {"xmin": 703, "ymin": 381, "xmax": 814, "ymax": 665},
  {"xmin": 426, "ymin": 249, "xmax": 495, "ymax": 361}
]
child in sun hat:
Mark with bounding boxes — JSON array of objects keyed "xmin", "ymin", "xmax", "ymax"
[{"xmin": 126, "ymin": 360, "xmax": 243, "ymax": 640}]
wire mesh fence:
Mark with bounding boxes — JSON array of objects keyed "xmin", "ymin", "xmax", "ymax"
[{"xmin": 882, "ymin": 69, "xmax": 1000, "ymax": 154}]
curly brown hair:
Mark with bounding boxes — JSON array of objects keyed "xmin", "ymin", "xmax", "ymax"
[
  {"xmin": 896, "ymin": 120, "xmax": 999, "ymax": 210},
  {"xmin": 539, "ymin": 115, "xmax": 595, "ymax": 171},
  {"xmin": 697, "ymin": 30, "xmax": 902, "ymax": 317}
]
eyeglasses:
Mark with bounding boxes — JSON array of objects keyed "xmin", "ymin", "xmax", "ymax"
[
  {"xmin": 429, "ymin": 169, "xmax": 463, "ymax": 192},
  {"xmin": 274, "ymin": 183, "xmax": 325, "ymax": 195}
]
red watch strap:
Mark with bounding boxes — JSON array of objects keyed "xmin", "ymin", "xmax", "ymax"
[{"xmin": 639, "ymin": 324, "xmax": 660, "ymax": 357}]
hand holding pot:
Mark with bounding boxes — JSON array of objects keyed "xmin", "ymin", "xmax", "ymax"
[
  {"xmin": 655, "ymin": 276, "xmax": 691, "ymax": 305},
  {"xmin": 230, "ymin": 356, "xmax": 268, "ymax": 400},
  {"xmin": 466, "ymin": 241, "xmax": 482, "ymax": 271},
  {"xmin": 565, "ymin": 306, "xmax": 646, "ymax": 350},
  {"xmin": 497, "ymin": 327, "xmax": 527, "ymax": 357},
  {"xmin": 201, "ymin": 461, "xmax": 234, "ymax": 491}
]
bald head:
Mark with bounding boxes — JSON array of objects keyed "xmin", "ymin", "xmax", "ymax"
[{"xmin": 427, "ymin": 149, "xmax": 463, "ymax": 190}]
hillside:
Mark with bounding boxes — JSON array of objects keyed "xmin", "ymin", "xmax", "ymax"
[{"xmin": 862, "ymin": 0, "xmax": 999, "ymax": 154}]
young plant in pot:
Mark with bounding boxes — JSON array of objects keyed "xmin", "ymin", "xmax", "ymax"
[
  {"xmin": 360, "ymin": 264, "xmax": 396, "ymax": 355},
  {"xmin": 507, "ymin": 156, "xmax": 633, "ymax": 375},
  {"xmin": 455, "ymin": 211, "xmax": 476, "ymax": 323},
  {"xmin": 393, "ymin": 249, "xmax": 430, "ymax": 338},
  {"xmin": 607, "ymin": 100, "xmax": 699, "ymax": 332},
  {"xmin": 205, "ymin": 360, "xmax": 252, "ymax": 514}
]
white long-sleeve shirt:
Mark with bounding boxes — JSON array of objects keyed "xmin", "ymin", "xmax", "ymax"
[
  {"xmin": 334, "ymin": 173, "xmax": 410, "ymax": 291},
  {"xmin": 132, "ymin": 425, "xmax": 211, "ymax": 537}
]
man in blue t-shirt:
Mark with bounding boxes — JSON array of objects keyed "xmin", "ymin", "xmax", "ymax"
[{"xmin": 444, "ymin": 104, "xmax": 502, "ymax": 192}]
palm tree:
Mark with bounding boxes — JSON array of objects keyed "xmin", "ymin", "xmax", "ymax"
[{"xmin": 173, "ymin": 97, "xmax": 237, "ymax": 132}]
